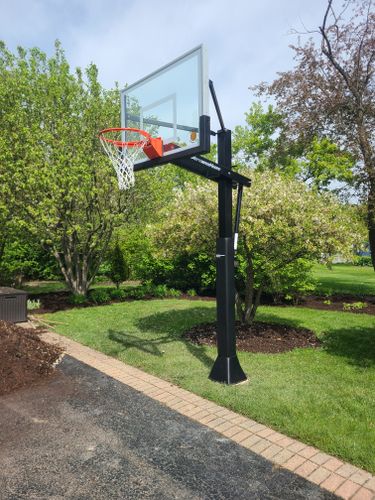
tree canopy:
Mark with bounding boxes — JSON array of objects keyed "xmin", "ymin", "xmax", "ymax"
[
  {"xmin": 255, "ymin": 0, "xmax": 374, "ymax": 267},
  {"xmin": 233, "ymin": 102, "xmax": 355, "ymax": 192}
]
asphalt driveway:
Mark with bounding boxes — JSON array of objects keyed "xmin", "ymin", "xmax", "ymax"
[{"xmin": 0, "ymin": 356, "xmax": 336, "ymax": 499}]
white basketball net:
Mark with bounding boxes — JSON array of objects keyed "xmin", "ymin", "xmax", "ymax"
[{"xmin": 99, "ymin": 130, "xmax": 148, "ymax": 190}]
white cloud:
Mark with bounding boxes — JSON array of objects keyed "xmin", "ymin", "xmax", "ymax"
[{"xmin": 0, "ymin": 0, "xmax": 329, "ymax": 129}]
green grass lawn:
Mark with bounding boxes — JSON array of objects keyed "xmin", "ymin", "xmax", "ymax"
[
  {"xmin": 42, "ymin": 299, "xmax": 375, "ymax": 473},
  {"xmin": 22, "ymin": 281, "xmax": 68, "ymax": 295},
  {"xmin": 312, "ymin": 263, "xmax": 375, "ymax": 296}
]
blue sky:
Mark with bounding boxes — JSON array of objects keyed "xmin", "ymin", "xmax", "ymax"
[{"xmin": 0, "ymin": 0, "xmax": 329, "ymax": 130}]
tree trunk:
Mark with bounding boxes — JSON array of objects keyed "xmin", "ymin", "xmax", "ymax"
[
  {"xmin": 53, "ymin": 247, "xmax": 90, "ymax": 296},
  {"xmin": 242, "ymin": 240, "xmax": 255, "ymax": 324},
  {"xmin": 249, "ymin": 286, "xmax": 263, "ymax": 323},
  {"xmin": 51, "ymin": 227, "xmax": 112, "ymax": 296},
  {"xmin": 234, "ymin": 240, "xmax": 265, "ymax": 325},
  {"xmin": 235, "ymin": 290, "xmax": 244, "ymax": 322},
  {"xmin": 368, "ymin": 179, "xmax": 375, "ymax": 271}
]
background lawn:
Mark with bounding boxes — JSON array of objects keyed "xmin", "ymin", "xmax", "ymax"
[
  {"xmin": 42, "ymin": 299, "xmax": 375, "ymax": 473},
  {"xmin": 24, "ymin": 263, "xmax": 374, "ymax": 297},
  {"xmin": 312, "ymin": 263, "xmax": 375, "ymax": 296},
  {"xmin": 22, "ymin": 281, "xmax": 68, "ymax": 295}
]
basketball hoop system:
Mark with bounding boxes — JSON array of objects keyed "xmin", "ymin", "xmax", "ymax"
[
  {"xmin": 98, "ymin": 46, "xmax": 253, "ymax": 385},
  {"xmin": 99, "ymin": 127, "xmax": 163, "ymax": 190}
]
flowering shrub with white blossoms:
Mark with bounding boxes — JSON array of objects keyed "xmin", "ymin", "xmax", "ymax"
[{"xmin": 151, "ymin": 171, "xmax": 364, "ymax": 323}]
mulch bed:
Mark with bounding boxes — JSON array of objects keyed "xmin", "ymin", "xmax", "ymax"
[
  {"xmin": 31, "ymin": 290, "xmax": 374, "ymax": 315},
  {"xmin": 183, "ymin": 321, "xmax": 321, "ymax": 354},
  {"xmin": 0, "ymin": 321, "xmax": 63, "ymax": 396},
  {"xmin": 298, "ymin": 295, "xmax": 375, "ymax": 314},
  {"xmin": 31, "ymin": 291, "xmax": 216, "ymax": 314},
  {"xmin": 33, "ymin": 292, "xmax": 74, "ymax": 314}
]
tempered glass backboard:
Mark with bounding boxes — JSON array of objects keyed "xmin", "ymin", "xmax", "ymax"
[{"xmin": 121, "ymin": 45, "xmax": 209, "ymax": 169}]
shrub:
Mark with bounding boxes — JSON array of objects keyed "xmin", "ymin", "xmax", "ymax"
[
  {"xmin": 152, "ymin": 284, "xmax": 169, "ymax": 298},
  {"xmin": 269, "ymin": 259, "xmax": 316, "ymax": 304},
  {"xmin": 97, "ymin": 261, "xmax": 111, "ymax": 277},
  {"xmin": 354, "ymin": 256, "xmax": 372, "ymax": 267},
  {"xmin": 109, "ymin": 288, "xmax": 126, "ymax": 300},
  {"xmin": 89, "ymin": 289, "xmax": 111, "ymax": 304},
  {"xmin": 119, "ymin": 283, "xmax": 183, "ymax": 300},
  {"xmin": 150, "ymin": 172, "xmax": 362, "ymax": 324},
  {"xmin": 138, "ymin": 252, "xmax": 216, "ymax": 294},
  {"xmin": 68, "ymin": 294, "xmax": 88, "ymax": 305},
  {"xmin": 343, "ymin": 301, "xmax": 367, "ymax": 311},
  {"xmin": 108, "ymin": 243, "xmax": 130, "ymax": 288},
  {"xmin": 0, "ymin": 238, "xmax": 61, "ymax": 285},
  {"xmin": 187, "ymin": 289, "xmax": 197, "ymax": 297},
  {"xmin": 128, "ymin": 286, "xmax": 149, "ymax": 300}
]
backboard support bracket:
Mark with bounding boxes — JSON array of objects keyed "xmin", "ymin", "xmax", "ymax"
[{"xmin": 134, "ymin": 115, "xmax": 211, "ymax": 172}]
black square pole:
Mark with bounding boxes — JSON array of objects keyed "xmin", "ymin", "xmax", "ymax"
[{"xmin": 209, "ymin": 129, "xmax": 247, "ymax": 384}]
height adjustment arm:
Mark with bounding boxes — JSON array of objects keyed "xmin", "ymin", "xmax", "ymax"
[{"xmin": 233, "ymin": 184, "xmax": 243, "ymax": 252}]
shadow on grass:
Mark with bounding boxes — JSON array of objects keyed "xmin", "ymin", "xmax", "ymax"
[
  {"xmin": 108, "ymin": 330, "xmax": 174, "ymax": 357},
  {"xmin": 259, "ymin": 310, "xmax": 375, "ymax": 368},
  {"xmin": 322, "ymin": 327, "xmax": 375, "ymax": 368},
  {"xmin": 135, "ymin": 307, "xmax": 215, "ymax": 335},
  {"xmin": 108, "ymin": 306, "xmax": 216, "ymax": 369},
  {"xmin": 110, "ymin": 305, "xmax": 375, "ymax": 369}
]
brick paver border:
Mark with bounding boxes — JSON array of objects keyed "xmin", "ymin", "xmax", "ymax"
[{"xmin": 38, "ymin": 328, "xmax": 374, "ymax": 500}]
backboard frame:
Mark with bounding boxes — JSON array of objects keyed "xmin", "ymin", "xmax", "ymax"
[{"xmin": 121, "ymin": 45, "xmax": 210, "ymax": 171}]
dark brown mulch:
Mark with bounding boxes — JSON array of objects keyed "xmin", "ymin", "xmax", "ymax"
[
  {"xmin": 32, "ymin": 289, "xmax": 375, "ymax": 316},
  {"xmin": 183, "ymin": 321, "xmax": 321, "ymax": 354},
  {"xmin": 0, "ymin": 321, "xmax": 63, "ymax": 396},
  {"xmin": 34, "ymin": 292, "xmax": 74, "ymax": 314},
  {"xmin": 298, "ymin": 295, "xmax": 375, "ymax": 315}
]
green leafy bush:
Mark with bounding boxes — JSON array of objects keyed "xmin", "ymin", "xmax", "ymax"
[
  {"xmin": 149, "ymin": 172, "xmax": 362, "ymax": 323},
  {"xmin": 152, "ymin": 284, "xmax": 169, "ymax": 298},
  {"xmin": 89, "ymin": 289, "xmax": 111, "ymax": 304},
  {"xmin": 0, "ymin": 238, "xmax": 61, "ymax": 285},
  {"xmin": 138, "ymin": 252, "xmax": 216, "ymax": 294},
  {"xmin": 68, "ymin": 294, "xmax": 88, "ymax": 305},
  {"xmin": 354, "ymin": 256, "xmax": 372, "ymax": 267},
  {"xmin": 109, "ymin": 288, "xmax": 126, "ymax": 300},
  {"xmin": 187, "ymin": 289, "xmax": 197, "ymax": 297},
  {"xmin": 343, "ymin": 301, "xmax": 367, "ymax": 311},
  {"xmin": 108, "ymin": 243, "xmax": 130, "ymax": 288},
  {"xmin": 119, "ymin": 283, "xmax": 183, "ymax": 300},
  {"xmin": 125, "ymin": 286, "xmax": 148, "ymax": 300},
  {"xmin": 97, "ymin": 261, "xmax": 111, "ymax": 277},
  {"xmin": 269, "ymin": 259, "xmax": 316, "ymax": 304}
]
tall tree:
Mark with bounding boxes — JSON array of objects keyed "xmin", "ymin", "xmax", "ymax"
[
  {"xmin": 0, "ymin": 43, "xmax": 42, "ymax": 267},
  {"xmin": 256, "ymin": 0, "xmax": 374, "ymax": 266},
  {"xmin": 0, "ymin": 42, "xmax": 149, "ymax": 295}
]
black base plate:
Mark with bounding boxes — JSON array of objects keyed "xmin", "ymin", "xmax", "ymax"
[{"xmin": 209, "ymin": 355, "xmax": 247, "ymax": 385}]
